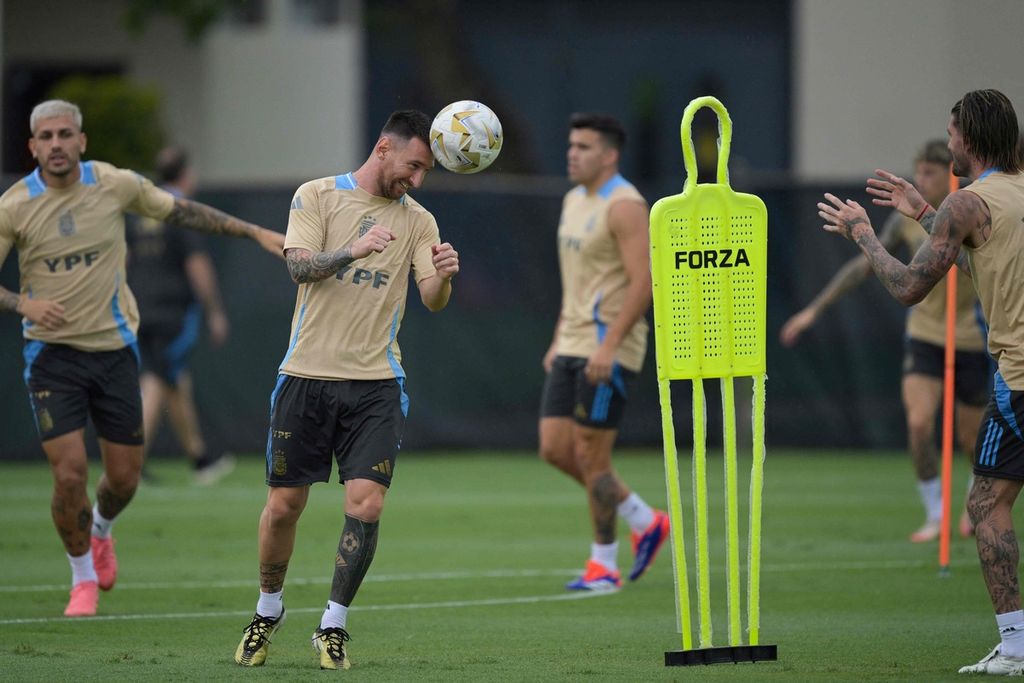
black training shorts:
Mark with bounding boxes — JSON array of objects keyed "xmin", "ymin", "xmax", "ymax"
[
  {"xmin": 264, "ymin": 374, "xmax": 407, "ymax": 487},
  {"xmin": 540, "ymin": 355, "xmax": 637, "ymax": 430},
  {"xmin": 974, "ymin": 372, "xmax": 1024, "ymax": 481},
  {"xmin": 137, "ymin": 305, "xmax": 202, "ymax": 386},
  {"xmin": 902, "ymin": 337, "xmax": 991, "ymax": 407},
  {"xmin": 23, "ymin": 341, "xmax": 144, "ymax": 445}
]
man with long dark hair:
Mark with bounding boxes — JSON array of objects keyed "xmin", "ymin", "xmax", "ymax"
[{"xmin": 819, "ymin": 89, "xmax": 1024, "ymax": 675}]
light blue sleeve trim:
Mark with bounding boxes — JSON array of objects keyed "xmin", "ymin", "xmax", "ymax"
[
  {"xmin": 278, "ymin": 289, "xmax": 311, "ymax": 371},
  {"xmin": 80, "ymin": 161, "xmax": 97, "ymax": 185},
  {"xmin": 24, "ymin": 169, "xmax": 46, "ymax": 198},
  {"xmin": 385, "ymin": 306, "xmax": 409, "ymax": 416},
  {"xmin": 597, "ymin": 173, "xmax": 629, "ymax": 199},
  {"xmin": 335, "ymin": 173, "xmax": 357, "ymax": 190},
  {"xmin": 111, "ymin": 274, "xmax": 139, "ymax": 360}
]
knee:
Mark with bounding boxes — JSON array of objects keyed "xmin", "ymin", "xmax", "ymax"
[
  {"xmin": 966, "ymin": 484, "xmax": 999, "ymax": 529},
  {"xmin": 906, "ymin": 415, "xmax": 933, "ymax": 445},
  {"xmin": 539, "ymin": 441, "xmax": 568, "ymax": 468},
  {"xmin": 105, "ymin": 466, "xmax": 141, "ymax": 496},
  {"xmin": 346, "ymin": 490, "xmax": 385, "ymax": 522},
  {"xmin": 265, "ymin": 491, "xmax": 306, "ymax": 526},
  {"xmin": 573, "ymin": 433, "xmax": 605, "ymax": 470},
  {"xmin": 966, "ymin": 492, "xmax": 987, "ymax": 528},
  {"xmin": 51, "ymin": 461, "xmax": 88, "ymax": 496}
]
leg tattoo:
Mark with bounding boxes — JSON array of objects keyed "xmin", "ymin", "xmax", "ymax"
[
  {"xmin": 260, "ymin": 562, "xmax": 289, "ymax": 593},
  {"xmin": 96, "ymin": 486, "xmax": 135, "ymax": 521},
  {"xmin": 590, "ymin": 473, "xmax": 619, "ymax": 544},
  {"xmin": 969, "ymin": 475, "xmax": 1022, "ymax": 614},
  {"xmin": 330, "ymin": 514, "xmax": 379, "ymax": 607},
  {"xmin": 51, "ymin": 495, "xmax": 91, "ymax": 555}
]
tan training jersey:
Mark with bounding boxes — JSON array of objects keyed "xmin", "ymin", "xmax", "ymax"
[
  {"xmin": 555, "ymin": 174, "xmax": 648, "ymax": 372},
  {"xmin": 0, "ymin": 161, "xmax": 175, "ymax": 351},
  {"xmin": 278, "ymin": 173, "xmax": 440, "ymax": 381},
  {"xmin": 897, "ymin": 214, "xmax": 987, "ymax": 351},
  {"xmin": 964, "ymin": 171, "xmax": 1024, "ymax": 389}
]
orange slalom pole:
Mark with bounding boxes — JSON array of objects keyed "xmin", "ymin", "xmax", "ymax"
[{"xmin": 939, "ymin": 170, "xmax": 960, "ymax": 576}]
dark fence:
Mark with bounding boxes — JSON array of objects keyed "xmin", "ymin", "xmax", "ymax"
[{"xmin": 0, "ymin": 177, "xmax": 911, "ymax": 459}]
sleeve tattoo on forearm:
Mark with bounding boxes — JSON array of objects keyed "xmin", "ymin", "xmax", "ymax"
[
  {"xmin": 165, "ymin": 198, "xmax": 255, "ymax": 240},
  {"xmin": 286, "ymin": 248, "xmax": 355, "ymax": 283}
]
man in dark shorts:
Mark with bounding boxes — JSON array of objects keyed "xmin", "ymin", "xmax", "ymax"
[
  {"xmin": 0, "ymin": 100, "xmax": 284, "ymax": 617},
  {"xmin": 781, "ymin": 140, "xmax": 989, "ymax": 542},
  {"xmin": 127, "ymin": 146, "xmax": 235, "ymax": 484},
  {"xmin": 234, "ymin": 110, "xmax": 459, "ymax": 670},
  {"xmin": 539, "ymin": 113, "xmax": 668, "ymax": 592},
  {"xmin": 819, "ymin": 89, "xmax": 1024, "ymax": 675}
]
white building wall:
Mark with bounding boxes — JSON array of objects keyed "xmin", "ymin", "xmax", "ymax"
[
  {"xmin": 795, "ymin": 0, "xmax": 1024, "ymax": 179},
  {"xmin": 200, "ymin": 3, "xmax": 363, "ymax": 184},
  {"xmin": 3, "ymin": 0, "xmax": 363, "ymax": 185}
]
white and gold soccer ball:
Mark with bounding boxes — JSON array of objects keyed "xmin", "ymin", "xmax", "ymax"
[{"xmin": 429, "ymin": 101, "xmax": 503, "ymax": 174}]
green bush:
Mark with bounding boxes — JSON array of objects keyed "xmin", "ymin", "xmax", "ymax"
[{"xmin": 48, "ymin": 75, "xmax": 164, "ymax": 174}]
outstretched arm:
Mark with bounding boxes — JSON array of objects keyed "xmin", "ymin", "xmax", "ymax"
[
  {"xmin": 866, "ymin": 168, "xmax": 971, "ymax": 275},
  {"xmin": 165, "ymin": 198, "xmax": 285, "ymax": 259},
  {"xmin": 819, "ymin": 191, "xmax": 979, "ymax": 306},
  {"xmin": 780, "ymin": 212, "xmax": 903, "ymax": 347},
  {"xmin": 285, "ymin": 225, "xmax": 395, "ymax": 284}
]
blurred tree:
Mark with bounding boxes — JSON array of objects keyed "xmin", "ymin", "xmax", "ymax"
[
  {"xmin": 122, "ymin": 0, "xmax": 247, "ymax": 42},
  {"xmin": 48, "ymin": 76, "xmax": 165, "ymax": 174}
]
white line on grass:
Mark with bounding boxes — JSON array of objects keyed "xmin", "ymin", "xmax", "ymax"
[
  {"xmin": 0, "ymin": 568, "xmax": 581, "ymax": 594},
  {"xmin": 0, "ymin": 590, "xmax": 614, "ymax": 626},
  {"xmin": 0, "ymin": 557, "xmax": 978, "ymax": 595}
]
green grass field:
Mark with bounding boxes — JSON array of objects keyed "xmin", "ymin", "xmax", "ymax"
[{"xmin": 0, "ymin": 449, "xmax": 1009, "ymax": 681}]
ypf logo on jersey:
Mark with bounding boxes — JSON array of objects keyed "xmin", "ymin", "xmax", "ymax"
[{"xmin": 359, "ymin": 215, "xmax": 377, "ymax": 237}]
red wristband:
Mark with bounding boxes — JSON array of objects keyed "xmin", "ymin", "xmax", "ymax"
[{"xmin": 915, "ymin": 205, "xmax": 930, "ymax": 222}]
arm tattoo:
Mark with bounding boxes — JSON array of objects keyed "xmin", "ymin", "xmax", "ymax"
[
  {"xmin": 856, "ymin": 200, "xmax": 972, "ymax": 305},
  {"xmin": 0, "ymin": 287, "xmax": 19, "ymax": 313},
  {"xmin": 260, "ymin": 562, "xmax": 289, "ymax": 593},
  {"xmin": 286, "ymin": 248, "xmax": 355, "ymax": 283},
  {"xmin": 839, "ymin": 216, "xmax": 868, "ymax": 240},
  {"xmin": 165, "ymin": 198, "xmax": 257, "ymax": 240},
  {"xmin": 918, "ymin": 211, "xmax": 936, "ymax": 234},
  {"xmin": 956, "ymin": 249, "xmax": 972, "ymax": 276}
]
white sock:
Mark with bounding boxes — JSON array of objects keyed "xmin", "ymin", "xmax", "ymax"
[
  {"xmin": 68, "ymin": 551, "xmax": 98, "ymax": 586},
  {"xmin": 256, "ymin": 590, "xmax": 284, "ymax": 619},
  {"xmin": 590, "ymin": 542, "xmax": 618, "ymax": 571},
  {"xmin": 91, "ymin": 504, "xmax": 114, "ymax": 539},
  {"xmin": 997, "ymin": 610, "xmax": 1024, "ymax": 657},
  {"xmin": 320, "ymin": 600, "xmax": 348, "ymax": 630},
  {"xmin": 617, "ymin": 492, "xmax": 656, "ymax": 533},
  {"xmin": 917, "ymin": 477, "xmax": 942, "ymax": 523}
]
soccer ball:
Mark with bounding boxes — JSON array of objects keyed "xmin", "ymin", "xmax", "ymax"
[{"xmin": 429, "ymin": 101, "xmax": 503, "ymax": 174}]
